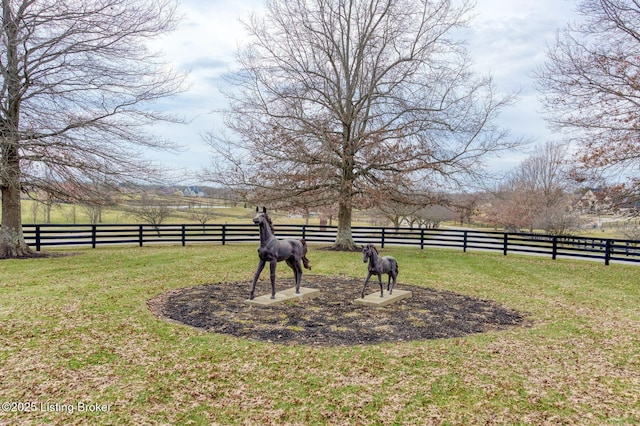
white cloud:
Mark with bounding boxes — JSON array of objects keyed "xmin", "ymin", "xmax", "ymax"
[
  {"xmin": 459, "ymin": 0, "xmax": 578, "ymax": 170},
  {"xmin": 144, "ymin": 0, "xmax": 265, "ymax": 177},
  {"xmin": 147, "ymin": 0, "xmax": 578, "ymax": 176}
]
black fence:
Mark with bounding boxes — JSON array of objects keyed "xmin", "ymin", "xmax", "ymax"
[{"xmin": 20, "ymin": 223, "xmax": 640, "ymax": 266}]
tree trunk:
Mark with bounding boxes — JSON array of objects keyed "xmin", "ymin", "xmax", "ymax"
[
  {"xmin": 0, "ymin": 118, "xmax": 32, "ymax": 258},
  {"xmin": 331, "ymin": 129, "xmax": 360, "ymax": 251},
  {"xmin": 0, "ymin": 186, "xmax": 33, "ymax": 258},
  {"xmin": 333, "ymin": 200, "xmax": 360, "ymax": 251},
  {"xmin": 0, "ymin": 1, "xmax": 33, "ymax": 258},
  {"xmin": 0, "ymin": 135, "xmax": 36, "ymax": 257},
  {"xmin": 332, "ymin": 175, "xmax": 359, "ymax": 251}
]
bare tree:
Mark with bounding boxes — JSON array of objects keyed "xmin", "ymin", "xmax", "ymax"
[
  {"xmin": 0, "ymin": 0, "xmax": 186, "ymax": 258},
  {"xmin": 373, "ymin": 188, "xmax": 447, "ymax": 228},
  {"xmin": 205, "ymin": 0, "xmax": 519, "ymax": 250},
  {"xmin": 29, "ymin": 198, "xmax": 40, "ymax": 224},
  {"xmin": 61, "ymin": 204, "xmax": 78, "ymax": 225},
  {"xmin": 375, "ymin": 200, "xmax": 421, "ymax": 229},
  {"xmin": 410, "ymin": 205, "xmax": 455, "ymax": 229},
  {"xmin": 514, "ymin": 142, "xmax": 570, "ymax": 209},
  {"xmin": 621, "ymin": 221, "xmax": 640, "ymax": 240},
  {"xmin": 126, "ymin": 193, "xmax": 173, "ymax": 236},
  {"xmin": 487, "ymin": 183, "xmax": 541, "ymax": 232},
  {"xmin": 187, "ymin": 207, "xmax": 217, "ymax": 231},
  {"xmin": 80, "ymin": 202, "xmax": 103, "ymax": 225},
  {"xmin": 536, "ymin": 0, "xmax": 640, "ymax": 195},
  {"xmin": 536, "ymin": 207, "xmax": 583, "ymax": 236},
  {"xmin": 486, "ymin": 143, "xmax": 578, "ymax": 234},
  {"xmin": 448, "ymin": 192, "xmax": 481, "ymax": 226}
]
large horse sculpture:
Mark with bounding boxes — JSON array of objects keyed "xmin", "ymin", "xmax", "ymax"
[
  {"xmin": 249, "ymin": 207, "xmax": 311, "ymax": 300},
  {"xmin": 361, "ymin": 244, "xmax": 398, "ymax": 298}
]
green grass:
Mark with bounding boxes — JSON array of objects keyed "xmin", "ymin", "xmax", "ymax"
[{"xmin": 1, "ymin": 244, "xmax": 639, "ymax": 425}]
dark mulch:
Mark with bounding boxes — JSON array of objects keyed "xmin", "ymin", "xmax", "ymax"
[{"xmin": 148, "ymin": 275, "xmax": 529, "ymax": 346}]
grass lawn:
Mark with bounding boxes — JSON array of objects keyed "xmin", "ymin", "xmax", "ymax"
[{"xmin": 0, "ymin": 244, "xmax": 638, "ymax": 425}]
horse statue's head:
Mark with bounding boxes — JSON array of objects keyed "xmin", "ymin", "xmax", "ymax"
[
  {"xmin": 253, "ymin": 207, "xmax": 274, "ymax": 232},
  {"xmin": 363, "ymin": 244, "xmax": 378, "ymax": 262}
]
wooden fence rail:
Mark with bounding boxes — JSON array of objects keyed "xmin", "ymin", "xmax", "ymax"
[{"xmin": 20, "ymin": 223, "xmax": 640, "ymax": 266}]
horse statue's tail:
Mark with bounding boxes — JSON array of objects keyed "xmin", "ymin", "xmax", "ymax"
[{"xmin": 300, "ymin": 239, "xmax": 312, "ymax": 270}]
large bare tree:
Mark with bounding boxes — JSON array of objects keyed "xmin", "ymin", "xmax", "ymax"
[
  {"xmin": 0, "ymin": 0, "xmax": 186, "ymax": 258},
  {"xmin": 487, "ymin": 142, "xmax": 577, "ymax": 234},
  {"xmin": 206, "ymin": 0, "xmax": 518, "ymax": 250},
  {"xmin": 536, "ymin": 0, "xmax": 640, "ymax": 196}
]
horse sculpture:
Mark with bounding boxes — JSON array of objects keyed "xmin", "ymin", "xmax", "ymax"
[
  {"xmin": 249, "ymin": 207, "xmax": 311, "ymax": 300},
  {"xmin": 361, "ymin": 244, "xmax": 398, "ymax": 298}
]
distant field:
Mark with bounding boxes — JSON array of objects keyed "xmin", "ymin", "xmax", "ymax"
[
  {"xmin": 19, "ymin": 198, "xmax": 257, "ymax": 225},
  {"xmin": 0, "ymin": 244, "xmax": 638, "ymax": 424},
  {"xmin": 15, "ymin": 198, "xmax": 640, "ymax": 239},
  {"xmin": 18, "ymin": 199, "xmax": 377, "ymax": 227}
]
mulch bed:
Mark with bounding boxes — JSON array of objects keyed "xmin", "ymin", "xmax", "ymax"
[{"xmin": 148, "ymin": 275, "xmax": 529, "ymax": 346}]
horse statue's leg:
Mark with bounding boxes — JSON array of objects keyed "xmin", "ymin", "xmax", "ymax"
[
  {"xmin": 377, "ymin": 273, "xmax": 384, "ymax": 297},
  {"xmin": 361, "ymin": 271, "xmax": 373, "ymax": 298},
  {"xmin": 388, "ymin": 271, "xmax": 397, "ymax": 295},
  {"xmin": 286, "ymin": 258, "xmax": 302, "ymax": 294},
  {"xmin": 294, "ymin": 260, "xmax": 303, "ymax": 294},
  {"xmin": 389, "ymin": 260, "xmax": 398, "ymax": 295},
  {"xmin": 250, "ymin": 258, "xmax": 266, "ymax": 300},
  {"xmin": 269, "ymin": 259, "xmax": 278, "ymax": 299}
]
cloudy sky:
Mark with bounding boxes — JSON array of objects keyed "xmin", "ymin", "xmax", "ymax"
[{"xmin": 150, "ymin": 0, "xmax": 579, "ymax": 179}]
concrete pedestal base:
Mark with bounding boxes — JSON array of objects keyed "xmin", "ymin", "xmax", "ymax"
[
  {"xmin": 245, "ymin": 287, "xmax": 320, "ymax": 307},
  {"xmin": 354, "ymin": 289, "xmax": 412, "ymax": 307}
]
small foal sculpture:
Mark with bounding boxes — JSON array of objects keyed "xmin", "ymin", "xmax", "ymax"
[
  {"xmin": 249, "ymin": 207, "xmax": 311, "ymax": 300},
  {"xmin": 361, "ymin": 244, "xmax": 398, "ymax": 298}
]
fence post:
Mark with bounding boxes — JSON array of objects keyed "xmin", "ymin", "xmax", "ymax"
[
  {"xmin": 302, "ymin": 225, "xmax": 306, "ymax": 240},
  {"xmin": 552, "ymin": 236, "xmax": 558, "ymax": 260},
  {"xmin": 222, "ymin": 224, "xmax": 226, "ymax": 245},
  {"xmin": 181, "ymin": 224, "xmax": 186, "ymax": 247},
  {"xmin": 381, "ymin": 228, "xmax": 385, "ymax": 248},
  {"xmin": 463, "ymin": 231, "xmax": 468, "ymax": 253},
  {"xmin": 139, "ymin": 225, "xmax": 143, "ymax": 247},
  {"xmin": 503, "ymin": 233, "xmax": 508, "ymax": 256},
  {"xmin": 605, "ymin": 239, "xmax": 612, "ymax": 266},
  {"xmin": 420, "ymin": 228, "xmax": 425, "ymax": 250},
  {"xmin": 91, "ymin": 225, "xmax": 97, "ymax": 249},
  {"xmin": 35, "ymin": 225, "xmax": 41, "ymax": 252}
]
